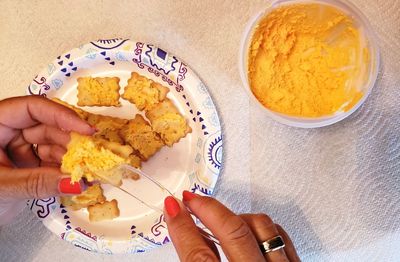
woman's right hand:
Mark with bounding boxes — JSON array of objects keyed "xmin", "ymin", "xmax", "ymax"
[{"xmin": 164, "ymin": 191, "xmax": 300, "ymax": 262}]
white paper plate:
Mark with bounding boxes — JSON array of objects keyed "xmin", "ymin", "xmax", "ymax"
[{"xmin": 26, "ymin": 38, "xmax": 222, "ymax": 254}]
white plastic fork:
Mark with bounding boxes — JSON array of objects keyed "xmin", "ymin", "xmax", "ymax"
[{"xmin": 96, "ymin": 164, "xmax": 220, "ymax": 246}]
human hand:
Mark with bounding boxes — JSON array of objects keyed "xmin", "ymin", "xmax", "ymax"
[
  {"xmin": 164, "ymin": 192, "xmax": 300, "ymax": 262},
  {"xmin": 0, "ymin": 95, "xmax": 94, "ymax": 202}
]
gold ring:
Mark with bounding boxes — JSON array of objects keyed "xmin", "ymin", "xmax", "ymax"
[{"xmin": 259, "ymin": 235, "xmax": 285, "ymax": 254}]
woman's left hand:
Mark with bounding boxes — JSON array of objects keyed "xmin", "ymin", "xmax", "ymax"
[{"xmin": 0, "ymin": 95, "xmax": 94, "ymax": 202}]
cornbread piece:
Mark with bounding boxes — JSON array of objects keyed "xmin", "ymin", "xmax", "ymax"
[
  {"xmin": 77, "ymin": 77, "xmax": 121, "ymax": 107},
  {"xmin": 87, "ymin": 113, "xmax": 128, "ymax": 143},
  {"xmin": 98, "ymin": 139, "xmax": 134, "ymax": 159},
  {"xmin": 118, "ymin": 154, "xmax": 142, "ymax": 181},
  {"xmin": 95, "ymin": 154, "xmax": 141, "ymax": 182},
  {"xmin": 120, "ymin": 115, "xmax": 164, "ymax": 160},
  {"xmin": 94, "ymin": 140, "xmax": 137, "ymax": 186},
  {"xmin": 145, "ymin": 99, "xmax": 192, "ymax": 146},
  {"xmin": 115, "ymin": 154, "xmax": 142, "ymax": 181},
  {"xmin": 59, "ymin": 196, "xmax": 77, "ymax": 209},
  {"xmin": 96, "ymin": 167, "xmax": 124, "ymax": 186},
  {"xmin": 61, "ymin": 132, "xmax": 127, "ymax": 184},
  {"xmin": 52, "ymin": 98, "xmax": 89, "ymax": 120},
  {"xmin": 128, "ymin": 154, "xmax": 141, "ymax": 168},
  {"xmin": 88, "ymin": 199, "xmax": 120, "ymax": 222},
  {"xmin": 122, "ymin": 72, "xmax": 169, "ymax": 111},
  {"xmin": 122, "ymin": 171, "xmax": 140, "ymax": 181},
  {"xmin": 97, "ymin": 133, "xmax": 142, "ymax": 165},
  {"xmin": 60, "ymin": 184, "xmax": 106, "ymax": 211},
  {"xmin": 87, "ymin": 113, "xmax": 128, "ymax": 127}
]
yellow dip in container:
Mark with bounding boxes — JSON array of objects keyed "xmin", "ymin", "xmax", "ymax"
[{"xmin": 240, "ymin": 0, "xmax": 379, "ymax": 128}]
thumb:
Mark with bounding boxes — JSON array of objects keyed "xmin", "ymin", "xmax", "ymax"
[{"xmin": 0, "ymin": 166, "xmax": 85, "ymax": 200}]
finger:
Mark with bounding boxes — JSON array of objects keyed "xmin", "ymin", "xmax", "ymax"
[
  {"xmin": 0, "ymin": 96, "xmax": 94, "ymax": 134},
  {"xmin": 36, "ymin": 144, "xmax": 66, "ymax": 163},
  {"xmin": 6, "ymin": 133, "xmax": 39, "ymax": 168},
  {"xmin": 40, "ymin": 161, "xmax": 60, "ymax": 168},
  {"xmin": 22, "ymin": 124, "xmax": 71, "ymax": 148},
  {"xmin": 0, "ymin": 122, "xmax": 18, "ymax": 150},
  {"xmin": 198, "ymin": 227, "xmax": 221, "ymax": 260},
  {"xmin": 182, "ymin": 191, "xmax": 265, "ymax": 262},
  {"xmin": 164, "ymin": 196, "xmax": 220, "ymax": 262},
  {"xmin": 0, "ymin": 166, "xmax": 85, "ymax": 200},
  {"xmin": 276, "ymin": 224, "xmax": 301, "ymax": 262},
  {"xmin": 240, "ymin": 214, "xmax": 288, "ymax": 262},
  {"xmin": 0, "ymin": 149, "xmax": 13, "ymax": 167}
]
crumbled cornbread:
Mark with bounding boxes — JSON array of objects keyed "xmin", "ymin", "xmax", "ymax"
[
  {"xmin": 61, "ymin": 132, "xmax": 127, "ymax": 184},
  {"xmin": 122, "ymin": 72, "xmax": 169, "ymax": 111},
  {"xmin": 77, "ymin": 77, "xmax": 121, "ymax": 107},
  {"xmin": 119, "ymin": 115, "xmax": 164, "ymax": 160},
  {"xmin": 60, "ymin": 184, "xmax": 105, "ymax": 211},
  {"xmin": 146, "ymin": 99, "xmax": 192, "ymax": 146},
  {"xmin": 88, "ymin": 199, "xmax": 120, "ymax": 222},
  {"xmin": 128, "ymin": 154, "xmax": 141, "ymax": 168}
]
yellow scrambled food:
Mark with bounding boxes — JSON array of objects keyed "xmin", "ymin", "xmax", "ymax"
[
  {"xmin": 248, "ymin": 3, "xmax": 369, "ymax": 117},
  {"xmin": 61, "ymin": 132, "xmax": 127, "ymax": 183}
]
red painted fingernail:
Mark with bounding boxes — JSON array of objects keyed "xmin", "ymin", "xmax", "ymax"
[
  {"xmin": 58, "ymin": 177, "xmax": 83, "ymax": 194},
  {"xmin": 182, "ymin": 190, "xmax": 198, "ymax": 202},
  {"xmin": 164, "ymin": 196, "xmax": 180, "ymax": 218}
]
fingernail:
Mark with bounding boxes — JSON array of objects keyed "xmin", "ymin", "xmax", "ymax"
[
  {"xmin": 164, "ymin": 196, "xmax": 180, "ymax": 218},
  {"xmin": 58, "ymin": 177, "xmax": 84, "ymax": 194},
  {"xmin": 182, "ymin": 190, "xmax": 198, "ymax": 202}
]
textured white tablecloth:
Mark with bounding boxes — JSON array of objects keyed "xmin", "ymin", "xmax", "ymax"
[{"xmin": 0, "ymin": 0, "xmax": 399, "ymax": 261}]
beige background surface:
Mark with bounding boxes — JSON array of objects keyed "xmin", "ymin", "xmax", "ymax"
[{"xmin": 0, "ymin": 0, "xmax": 399, "ymax": 261}]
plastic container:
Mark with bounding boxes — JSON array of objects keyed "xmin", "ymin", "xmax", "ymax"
[{"xmin": 239, "ymin": 0, "xmax": 380, "ymax": 128}]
